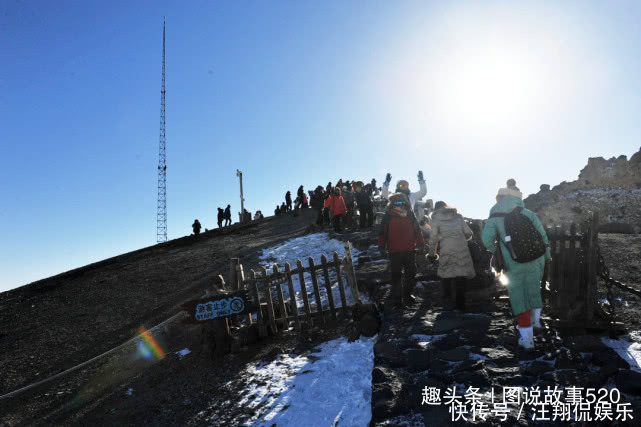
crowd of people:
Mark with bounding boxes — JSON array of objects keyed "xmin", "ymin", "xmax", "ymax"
[
  {"xmin": 376, "ymin": 176, "xmax": 549, "ymax": 351},
  {"xmin": 190, "ymin": 173, "xmax": 549, "ymax": 352},
  {"xmin": 275, "ymin": 178, "xmax": 384, "ymax": 233}
]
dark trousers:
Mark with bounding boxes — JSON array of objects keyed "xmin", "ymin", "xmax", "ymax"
[
  {"xmin": 390, "ymin": 251, "xmax": 417, "ymax": 302},
  {"xmin": 344, "ymin": 208, "xmax": 354, "ymax": 230},
  {"xmin": 315, "ymin": 207, "xmax": 324, "ymax": 225},
  {"xmin": 224, "ymin": 218, "xmax": 231, "ymax": 226},
  {"xmin": 332, "ymin": 214, "xmax": 343, "ymax": 233},
  {"xmin": 217, "ymin": 219, "xmax": 223, "ymax": 228},
  {"xmin": 441, "ymin": 277, "xmax": 467, "ymax": 309},
  {"xmin": 359, "ymin": 205, "xmax": 374, "ymax": 228}
]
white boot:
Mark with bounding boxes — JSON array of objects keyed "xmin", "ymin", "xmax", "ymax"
[
  {"xmin": 530, "ymin": 308, "xmax": 542, "ymax": 330},
  {"xmin": 518, "ymin": 326, "xmax": 534, "ymax": 350}
]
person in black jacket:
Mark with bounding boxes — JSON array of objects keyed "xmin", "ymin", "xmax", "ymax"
[
  {"xmin": 217, "ymin": 208, "xmax": 224, "ymax": 228},
  {"xmin": 311, "ymin": 186, "xmax": 324, "ymax": 225},
  {"xmin": 224, "ymin": 205, "xmax": 232, "ymax": 226},
  {"xmin": 285, "ymin": 191, "xmax": 292, "ymax": 212},
  {"xmin": 295, "ymin": 186, "xmax": 305, "ymax": 210},
  {"xmin": 192, "ymin": 219, "xmax": 202, "ymax": 235},
  {"xmin": 354, "ymin": 181, "xmax": 374, "ymax": 229}
]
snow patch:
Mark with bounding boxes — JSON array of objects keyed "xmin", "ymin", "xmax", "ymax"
[
  {"xmin": 176, "ymin": 348, "xmax": 191, "ymax": 359},
  {"xmin": 602, "ymin": 334, "xmax": 641, "ymax": 373},
  {"xmin": 410, "ymin": 334, "xmax": 446, "ymax": 349},
  {"xmin": 236, "ymin": 336, "xmax": 376, "ymax": 426},
  {"xmin": 258, "ymin": 233, "xmax": 365, "ymax": 313}
]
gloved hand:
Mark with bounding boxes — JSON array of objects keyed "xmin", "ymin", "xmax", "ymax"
[
  {"xmin": 385, "ymin": 173, "xmax": 392, "ymax": 185},
  {"xmin": 427, "ymin": 254, "xmax": 438, "ymax": 263},
  {"xmin": 417, "ymin": 170, "xmax": 425, "ymax": 183},
  {"xmin": 378, "ymin": 246, "xmax": 388, "ymax": 258}
]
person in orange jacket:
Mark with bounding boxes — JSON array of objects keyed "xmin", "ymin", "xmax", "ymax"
[{"xmin": 326, "ymin": 187, "xmax": 347, "ymax": 233}]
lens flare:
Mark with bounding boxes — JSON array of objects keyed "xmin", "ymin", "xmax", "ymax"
[
  {"xmin": 498, "ymin": 273, "xmax": 509, "ymax": 286},
  {"xmin": 137, "ymin": 327, "xmax": 165, "ymax": 360}
]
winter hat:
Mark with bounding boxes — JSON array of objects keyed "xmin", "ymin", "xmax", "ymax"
[
  {"xmin": 387, "ymin": 192, "xmax": 410, "ymax": 209},
  {"xmin": 396, "ymin": 179, "xmax": 410, "ymax": 195},
  {"xmin": 497, "ymin": 179, "xmax": 523, "ymax": 199}
]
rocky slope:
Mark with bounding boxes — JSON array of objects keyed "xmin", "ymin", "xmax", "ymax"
[{"xmin": 525, "ymin": 147, "xmax": 641, "ymax": 231}]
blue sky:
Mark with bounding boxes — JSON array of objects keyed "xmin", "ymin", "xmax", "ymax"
[{"xmin": 1, "ymin": 1, "xmax": 640, "ymax": 292}]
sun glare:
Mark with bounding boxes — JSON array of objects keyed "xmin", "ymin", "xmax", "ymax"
[{"xmin": 434, "ymin": 44, "xmax": 542, "ymax": 134}]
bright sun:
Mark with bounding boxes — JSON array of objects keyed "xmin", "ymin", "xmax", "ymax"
[{"xmin": 432, "ymin": 44, "xmax": 543, "ymax": 135}]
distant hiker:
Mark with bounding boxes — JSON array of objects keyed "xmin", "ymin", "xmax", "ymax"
[
  {"xmin": 254, "ymin": 210, "xmax": 263, "ymax": 221},
  {"xmin": 342, "ymin": 184, "xmax": 355, "ymax": 230},
  {"xmin": 217, "ymin": 208, "xmax": 224, "ymax": 228},
  {"xmin": 295, "ymin": 185, "xmax": 305, "ymax": 210},
  {"xmin": 243, "ymin": 209, "xmax": 251, "ymax": 223},
  {"xmin": 280, "ymin": 202, "xmax": 287, "ymax": 214},
  {"xmin": 302, "ymin": 192, "xmax": 309, "ymax": 209},
  {"xmin": 285, "ymin": 191, "xmax": 293, "ymax": 212},
  {"xmin": 326, "ymin": 187, "xmax": 347, "ymax": 232},
  {"xmin": 354, "ymin": 181, "xmax": 374, "ymax": 229},
  {"xmin": 371, "ymin": 178, "xmax": 379, "ymax": 196},
  {"xmin": 192, "ymin": 219, "xmax": 202, "ymax": 235},
  {"xmin": 224, "ymin": 205, "xmax": 232, "ymax": 226},
  {"xmin": 275, "ymin": 205, "xmax": 281, "ymax": 216},
  {"xmin": 381, "ymin": 171, "xmax": 427, "ymax": 210},
  {"xmin": 428, "ymin": 201, "xmax": 475, "ymax": 311},
  {"xmin": 481, "ymin": 179, "xmax": 551, "ymax": 350},
  {"xmin": 378, "ymin": 192, "xmax": 425, "ymax": 308},
  {"xmin": 311, "ymin": 186, "xmax": 325, "ymax": 225}
]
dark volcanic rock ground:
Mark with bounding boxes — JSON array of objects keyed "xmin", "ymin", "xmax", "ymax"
[{"xmin": 1, "ymin": 208, "xmax": 640, "ymax": 426}]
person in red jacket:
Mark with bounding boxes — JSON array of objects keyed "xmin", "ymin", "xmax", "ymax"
[
  {"xmin": 378, "ymin": 192, "xmax": 425, "ymax": 307},
  {"xmin": 326, "ymin": 187, "xmax": 347, "ymax": 232}
]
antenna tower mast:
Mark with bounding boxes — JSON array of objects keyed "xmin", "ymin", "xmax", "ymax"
[{"xmin": 156, "ymin": 18, "xmax": 168, "ymax": 243}]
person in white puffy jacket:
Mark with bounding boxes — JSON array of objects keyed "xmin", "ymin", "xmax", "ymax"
[{"xmin": 381, "ymin": 171, "xmax": 427, "ymax": 210}]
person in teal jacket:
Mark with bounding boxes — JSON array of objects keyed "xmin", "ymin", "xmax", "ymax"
[{"xmin": 482, "ymin": 179, "xmax": 551, "ymax": 350}]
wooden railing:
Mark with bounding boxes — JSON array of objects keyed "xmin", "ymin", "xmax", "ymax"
[
  {"xmin": 229, "ymin": 242, "xmax": 361, "ymax": 337},
  {"xmin": 544, "ymin": 212, "xmax": 601, "ymax": 327}
]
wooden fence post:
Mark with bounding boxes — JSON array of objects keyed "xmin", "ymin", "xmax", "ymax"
[
  {"xmin": 567, "ymin": 223, "xmax": 578, "ymax": 319},
  {"xmin": 261, "ymin": 266, "xmax": 278, "ymax": 334},
  {"xmin": 285, "ymin": 262, "xmax": 302, "ymax": 330},
  {"xmin": 230, "ymin": 258, "xmax": 240, "ymax": 291},
  {"xmin": 297, "ymin": 259, "xmax": 313, "ymax": 328},
  {"xmin": 321, "ymin": 254, "xmax": 337, "ymax": 323},
  {"xmin": 333, "ymin": 251, "xmax": 349, "ymax": 318},
  {"xmin": 585, "ymin": 212, "xmax": 599, "ymax": 324},
  {"xmin": 308, "ymin": 257, "xmax": 326, "ymax": 328},
  {"xmin": 250, "ymin": 269, "xmax": 267, "ymax": 338},
  {"xmin": 273, "ymin": 263, "xmax": 289, "ymax": 330},
  {"xmin": 343, "ymin": 241, "xmax": 361, "ymax": 304},
  {"xmin": 557, "ymin": 224, "xmax": 568, "ymax": 316}
]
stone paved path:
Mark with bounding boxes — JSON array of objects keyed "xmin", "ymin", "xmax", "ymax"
[{"xmin": 355, "ymin": 259, "xmax": 641, "ymax": 426}]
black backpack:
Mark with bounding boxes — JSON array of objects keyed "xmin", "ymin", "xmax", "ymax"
[{"xmin": 490, "ymin": 207, "xmax": 546, "ymax": 263}]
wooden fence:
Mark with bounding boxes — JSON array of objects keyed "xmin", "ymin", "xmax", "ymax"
[
  {"xmin": 543, "ymin": 212, "xmax": 606, "ymax": 328},
  {"xmin": 228, "ymin": 241, "xmax": 361, "ymax": 337}
]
